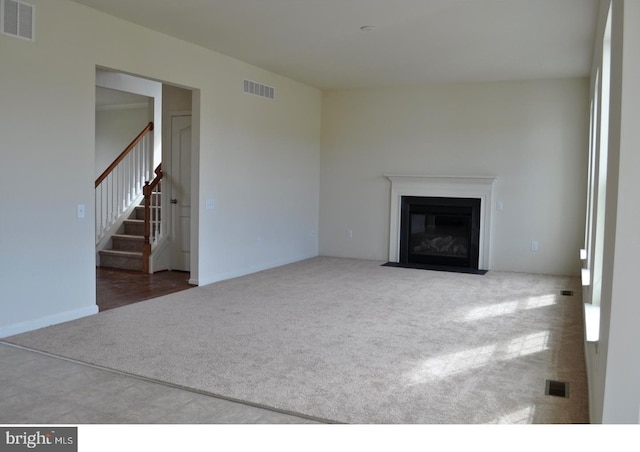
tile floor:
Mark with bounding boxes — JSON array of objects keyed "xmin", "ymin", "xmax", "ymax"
[{"xmin": 0, "ymin": 343, "xmax": 319, "ymax": 424}]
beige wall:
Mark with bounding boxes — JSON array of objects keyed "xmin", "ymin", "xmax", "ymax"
[
  {"xmin": 601, "ymin": 0, "xmax": 640, "ymax": 421},
  {"xmin": 0, "ymin": 0, "xmax": 321, "ymax": 336},
  {"xmin": 163, "ymin": 84, "xmax": 192, "ymax": 113},
  {"xmin": 320, "ymin": 79, "xmax": 589, "ymax": 275},
  {"xmin": 587, "ymin": 0, "xmax": 640, "ymax": 424},
  {"xmin": 95, "ymin": 106, "xmax": 150, "ymax": 178}
]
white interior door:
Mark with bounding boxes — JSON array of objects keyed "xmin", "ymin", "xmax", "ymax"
[{"xmin": 170, "ymin": 115, "xmax": 192, "ymax": 271}]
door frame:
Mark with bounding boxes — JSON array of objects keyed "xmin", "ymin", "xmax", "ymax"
[{"xmin": 165, "ymin": 110, "xmax": 193, "ymax": 272}]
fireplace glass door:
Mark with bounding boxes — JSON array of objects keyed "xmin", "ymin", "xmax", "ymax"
[{"xmin": 400, "ymin": 196, "xmax": 481, "ymax": 269}]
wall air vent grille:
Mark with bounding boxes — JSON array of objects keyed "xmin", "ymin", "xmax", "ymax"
[
  {"xmin": 1, "ymin": 0, "xmax": 34, "ymax": 41},
  {"xmin": 243, "ymin": 79, "xmax": 275, "ymax": 100}
]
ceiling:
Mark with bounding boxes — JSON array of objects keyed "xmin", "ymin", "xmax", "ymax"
[{"xmin": 73, "ymin": 0, "xmax": 598, "ymax": 90}]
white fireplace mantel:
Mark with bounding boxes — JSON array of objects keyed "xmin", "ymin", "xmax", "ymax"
[{"xmin": 385, "ymin": 174, "xmax": 496, "ymax": 270}]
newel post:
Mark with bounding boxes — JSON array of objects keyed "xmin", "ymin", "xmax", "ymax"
[{"xmin": 142, "ymin": 181, "xmax": 152, "ymax": 273}]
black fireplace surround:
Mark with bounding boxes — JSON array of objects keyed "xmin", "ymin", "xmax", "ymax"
[{"xmin": 399, "ymin": 196, "xmax": 481, "ymax": 270}]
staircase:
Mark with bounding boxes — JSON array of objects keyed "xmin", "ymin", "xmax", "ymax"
[
  {"xmin": 95, "ymin": 122, "xmax": 164, "ymax": 273},
  {"xmin": 98, "ymin": 188, "xmax": 161, "ymax": 272}
]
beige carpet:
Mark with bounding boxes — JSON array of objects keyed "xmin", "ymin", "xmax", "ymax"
[{"xmin": 4, "ymin": 257, "xmax": 589, "ymax": 424}]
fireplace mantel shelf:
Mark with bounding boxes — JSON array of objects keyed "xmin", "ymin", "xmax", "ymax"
[{"xmin": 384, "ymin": 174, "xmax": 497, "ymax": 184}]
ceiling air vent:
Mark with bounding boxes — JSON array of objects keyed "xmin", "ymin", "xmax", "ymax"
[
  {"xmin": 243, "ymin": 79, "xmax": 275, "ymax": 100},
  {"xmin": 1, "ymin": 0, "xmax": 34, "ymax": 41}
]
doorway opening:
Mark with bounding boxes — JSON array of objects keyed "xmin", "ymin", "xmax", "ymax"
[{"xmin": 94, "ymin": 68, "xmax": 198, "ymax": 309}]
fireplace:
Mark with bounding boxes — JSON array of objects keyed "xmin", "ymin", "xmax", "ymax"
[
  {"xmin": 385, "ymin": 174, "xmax": 496, "ymax": 272},
  {"xmin": 400, "ymin": 196, "xmax": 481, "ymax": 269}
]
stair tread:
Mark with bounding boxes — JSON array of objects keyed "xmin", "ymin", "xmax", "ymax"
[
  {"xmin": 124, "ymin": 219, "xmax": 144, "ymax": 223},
  {"xmin": 112, "ymin": 234, "xmax": 144, "ymax": 240},
  {"xmin": 99, "ymin": 250, "xmax": 143, "ymax": 258}
]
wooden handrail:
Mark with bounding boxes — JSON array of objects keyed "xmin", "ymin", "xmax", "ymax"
[
  {"xmin": 95, "ymin": 122, "xmax": 154, "ymax": 188},
  {"xmin": 142, "ymin": 164, "xmax": 163, "ymax": 273}
]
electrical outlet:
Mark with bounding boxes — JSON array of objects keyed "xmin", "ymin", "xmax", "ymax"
[
  {"xmin": 205, "ymin": 199, "xmax": 216, "ymax": 210},
  {"xmin": 531, "ymin": 241, "xmax": 539, "ymax": 252},
  {"xmin": 77, "ymin": 204, "xmax": 85, "ymax": 219},
  {"xmin": 347, "ymin": 229, "xmax": 353, "ymax": 238}
]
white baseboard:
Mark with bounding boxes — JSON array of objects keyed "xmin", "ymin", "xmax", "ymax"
[
  {"xmin": 0, "ymin": 305, "xmax": 99, "ymax": 339},
  {"xmin": 196, "ymin": 253, "xmax": 318, "ymax": 287}
]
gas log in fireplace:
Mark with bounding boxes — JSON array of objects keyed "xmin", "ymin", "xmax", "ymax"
[{"xmin": 399, "ymin": 196, "xmax": 481, "ymax": 270}]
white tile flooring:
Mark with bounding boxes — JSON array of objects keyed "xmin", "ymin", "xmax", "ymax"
[{"xmin": 0, "ymin": 343, "xmax": 319, "ymax": 424}]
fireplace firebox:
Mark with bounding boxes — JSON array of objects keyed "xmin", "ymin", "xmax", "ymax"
[{"xmin": 399, "ymin": 196, "xmax": 481, "ymax": 270}]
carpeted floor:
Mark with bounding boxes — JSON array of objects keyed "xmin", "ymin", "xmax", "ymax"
[{"xmin": 4, "ymin": 257, "xmax": 589, "ymax": 424}]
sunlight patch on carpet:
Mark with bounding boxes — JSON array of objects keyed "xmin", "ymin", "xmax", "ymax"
[
  {"xmin": 463, "ymin": 294, "xmax": 557, "ymax": 321},
  {"xmin": 503, "ymin": 331, "xmax": 550, "ymax": 360},
  {"xmin": 491, "ymin": 405, "xmax": 536, "ymax": 424},
  {"xmin": 404, "ymin": 330, "xmax": 550, "ymax": 383}
]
